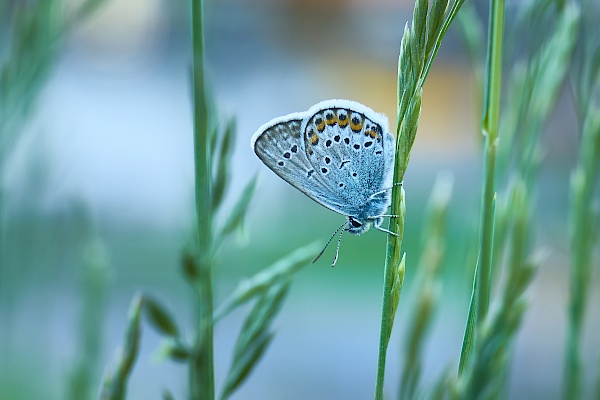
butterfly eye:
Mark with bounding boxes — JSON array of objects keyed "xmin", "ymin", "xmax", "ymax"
[{"xmin": 350, "ymin": 218, "xmax": 362, "ymax": 228}]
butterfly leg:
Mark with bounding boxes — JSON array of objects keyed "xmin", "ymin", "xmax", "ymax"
[
  {"xmin": 374, "ymin": 225, "xmax": 399, "ymax": 237},
  {"xmin": 368, "ymin": 182, "xmax": 403, "ymax": 200}
]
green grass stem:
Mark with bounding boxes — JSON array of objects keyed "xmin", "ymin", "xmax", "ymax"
[
  {"xmin": 458, "ymin": 0, "xmax": 505, "ymax": 374},
  {"xmin": 564, "ymin": 100, "xmax": 600, "ymax": 400},
  {"xmin": 189, "ymin": 0, "xmax": 215, "ymax": 398},
  {"xmin": 375, "ymin": 2, "xmax": 464, "ymax": 398},
  {"xmin": 100, "ymin": 295, "xmax": 143, "ymax": 400},
  {"xmin": 399, "ymin": 173, "xmax": 452, "ymax": 400},
  {"xmin": 69, "ymin": 239, "xmax": 109, "ymax": 400},
  {"xmin": 478, "ymin": 0, "xmax": 504, "ymax": 323}
]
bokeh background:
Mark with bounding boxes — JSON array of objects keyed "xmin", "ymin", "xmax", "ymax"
[{"xmin": 0, "ymin": 0, "xmax": 598, "ymax": 399}]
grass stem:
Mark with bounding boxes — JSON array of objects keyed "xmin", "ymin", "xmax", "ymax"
[
  {"xmin": 459, "ymin": 0, "xmax": 505, "ymax": 372},
  {"xmin": 564, "ymin": 101, "xmax": 600, "ymax": 400},
  {"xmin": 190, "ymin": 0, "xmax": 215, "ymax": 398}
]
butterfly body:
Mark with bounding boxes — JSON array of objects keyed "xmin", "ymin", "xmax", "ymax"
[{"xmin": 252, "ymin": 99, "xmax": 395, "ymax": 237}]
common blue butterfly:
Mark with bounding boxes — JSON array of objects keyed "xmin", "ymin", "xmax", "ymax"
[{"xmin": 251, "ymin": 99, "xmax": 398, "ymax": 266}]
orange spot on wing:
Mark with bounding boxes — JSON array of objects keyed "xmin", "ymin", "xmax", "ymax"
[
  {"xmin": 350, "ymin": 121, "xmax": 363, "ymax": 132},
  {"xmin": 310, "ymin": 134, "xmax": 319, "ymax": 145},
  {"xmin": 316, "ymin": 120, "xmax": 326, "ymax": 132}
]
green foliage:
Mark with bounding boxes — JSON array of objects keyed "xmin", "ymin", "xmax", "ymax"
[
  {"xmin": 143, "ymin": 295, "xmax": 181, "ymax": 338},
  {"xmin": 455, "ymin": 2, "xmax": 588, "ymax": 399},
  {"xmin": 399, "ymin": 173, "xmax": 453, "ymax": 400},
  {"xmin": 376, "ymin": 1, "xmax": 465, "ymax": 399},
  {"xmin": 221, "ymin": 281, "xmax": 290, "ymax": 400},
  {"xmin": 388, "ymin": 253, "xmax": 406, "ymax": 341},
  {"xmin": 100, "ymin": 295, "xmax": 143, "ymax": 400},
  {"xmin": 456, "ymin": 180, "xmax": 537, "ymax": 399},
  {"xmin": 211, "ymin": 119, "xmax": 235, "ymax": 212},
  {"xmin": 214, "ymin": 242, "xmax": 321, "ymax": 321},
  {"xmin": 68, "ymin": 238, "xmax": 110, "ymax": 400},
  {"xmin": 0, "ymin": 1, "xmax": 62, "ymax": 164},
  {"xmin": 564, "ymin": 18, "xmax": 600, "ymax": 394},
  {"xmin": 101, "ymin": 2, "xmax": 317, "ymax": 398},
  {"xmin": 0, "ymin": 0, "xmax": 105, "ymax": 169},
  {"xmin": 3, "ymin": 0, "xmax": 598, "ymax": 399},
  {"xmin": 0, "ymin": 2, "xmax": 109, "ymax": 399}
]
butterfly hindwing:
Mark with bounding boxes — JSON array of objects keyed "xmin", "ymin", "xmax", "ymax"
[
  {"xmin": 252, "ymin": 116, "xmax": 342, "ymax": 212},
  {"xmin": 302, "ymin": 100, "xmax": 394, "ymax": 218}
]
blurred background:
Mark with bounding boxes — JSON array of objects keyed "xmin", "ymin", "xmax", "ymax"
[{"xmin": 0, "ymin": 0, "xmax": 598, "ymax": 399}]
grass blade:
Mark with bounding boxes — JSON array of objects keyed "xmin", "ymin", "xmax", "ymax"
[
  {"xmin": 399, "ymin": 173, "xmax": 452, "ymax": 399},
  {"xmin": 212, "ymin": 119, "xmax": 235, "ymax": 212},
  {"xmin": 214, "ymin": 242, "xmax": 321, "ymax": 321},
  {"xmin": 142, "ymin": 295, "xmax": 180, "ymax": 338},
  {"xmin": 100, "ymin": 295, "xmax": 143, "ymax": 400},
  {"xmin": 220, "ymin": 281, "xmax": 290, "ymax": 399},
  {"xmin": 218, "ymin": 174, "xmax": 258, "ymax": 240},
  {"xmin": 564, "ymin": 96, "xmax": 600, "ymax": 400}
]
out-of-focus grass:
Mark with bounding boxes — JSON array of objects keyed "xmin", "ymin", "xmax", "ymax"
[
  {"xmin": 376, "ymin": 1, "xmax": 465, "ymax": 398},
  {"xmin": 0, "ymin": 0, "xmax": 598, "ymax": 399},
  {"xmin": 1, "ymin": 2, "xmax": 108, "ymax": 398}
]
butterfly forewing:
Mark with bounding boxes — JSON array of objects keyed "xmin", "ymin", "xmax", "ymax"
[{"xmin": 252, "ymin": 118, "xmax": 342, "ymax": 212}]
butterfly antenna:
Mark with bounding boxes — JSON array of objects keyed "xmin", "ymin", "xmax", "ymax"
[
  {"xmin": 330, "ymin": 227, "xmax": 345, "ymax": 268},
  {"xmin": 313, "ymin": 220, "xmax": 349, "ymax": 264}
]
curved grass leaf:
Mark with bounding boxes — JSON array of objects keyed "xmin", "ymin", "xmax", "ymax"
[
  {"xmin": 220, "ymin": 281, "xmax": 290, "ymax": 400},
  {"xmin": 142, "ymin": 295, "xmax": 180, "ymax": 338},
  {"xmin": 214, "ymin": 242, "xmax": 321, "ymax": 321},
  {"xmin": 100, "ymin": 295, "xmax": 143, "ymax": 400},
  {"xmin": 218, "ymin": 174, "xmax": 258, "ymax": 240}
]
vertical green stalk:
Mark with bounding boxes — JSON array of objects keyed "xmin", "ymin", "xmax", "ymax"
[
  {"xmin": 374, "ymin": 2, "xmax": 465, "ymax": 397},
  {"xmin": 190, "ymin": 0, "xmax": 214, "ymax": 398},
  {"xmin": 69, "ymin": 239, "xmax": 109, "ymax": 400},
  {"xmin": 459, "ymin": 0, "xmax": 505, "ymax": 373},
  {"xmin": 564, "ymin": 106, "xmax": 600, "ymax": 400},
  {"xmin": 375, "ymin": 186, "xmax": 406, "ymax": 400},
  {"xmin": 478, "ymin": 0, "xmax": 504, "ymax": 324},
  {"xmin": 374, "ymin": 29, "xmax": 421, "ymax": 399}
]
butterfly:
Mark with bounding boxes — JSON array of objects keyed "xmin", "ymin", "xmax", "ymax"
[{"xmin": 251, "ymin": 99, "xmax": 399, "ymax": 266}]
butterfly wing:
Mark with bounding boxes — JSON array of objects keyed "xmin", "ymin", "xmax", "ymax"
[
  {"xmin": 301, "ymin": 100, "xmax": 395, "ymax": 219},
  {"xmin": 252, "ymin": 100, "xmax": 394, "ymax": 219},
  {"xmin": 252, "ymin": 113, "xmax": 349, "ymax": 214}
]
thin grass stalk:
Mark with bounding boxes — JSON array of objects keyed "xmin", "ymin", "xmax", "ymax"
[
  {"xmin": 456, "ymin": 179, "xmax": 536, "ymax": 399},
  {"xmin": 459, "ymin": 0, "xmax": 505, "ymax": 373},
  {"xmin": 376, "ymin": 2, "xmax": 465, "ymax": 398},
  {"xmin": 69, "ymin": 239, "xmax": 109, "ymax": 400},
  {"xmin": 564, "ymin": 102, "xmax": 600, "ymax": 400},
  {"xmin": 376, "ymin": 186, "xmax": 406, "ymax": 400},
  {"xmin": 478, "ymin": 0, "xmax": 504, "ymax": 324},
  {"xmin": 190, "ymin": 0, "xmax": 214, "ymax": 398},
  {"xmin": 399, "ymin": 174, "xmax": 452, "ymax": 400},
  {"xmin": 100, "ymin": 295, "xmax": 143, "ymax": 400},
  {"xmin": 596, "ymin": 351, "xmax": 600, "ymax": 400}
]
